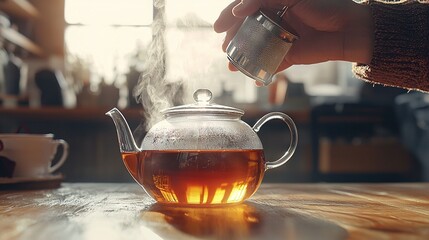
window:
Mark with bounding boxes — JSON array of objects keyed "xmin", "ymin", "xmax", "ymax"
[
  {"xmin": 65, "ymin": 1, "xmax": 359, "ymax": 108},
  {"xmin": 65, "ymin": 0, "xmax": 257, "ymax": 107}
]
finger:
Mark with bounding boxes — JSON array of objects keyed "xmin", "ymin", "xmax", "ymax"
[
  {"xmin": 232, "ymin": 0, "xmax": 261, "ymax": 18},
  {"xmin": 222, "ymin": 20, "xmax": 244, "ymax": 52},
  {"xmin": 285, "ymin": 0, "xmax": 306, "ymax": 10},
  {"xmin": 228, "ymin": 62, "xmax": 238, "ymax": 71},
  {"xmin": 214, "ymin": 0, "xmax": 241, "ymax": 33},
  {"xmin": 255, "ymin": 81, "xmax": 264, "ymax": 87},
  {"xmin": 278, "ymin": 59, "xmax": 293, "ymax": 71}
]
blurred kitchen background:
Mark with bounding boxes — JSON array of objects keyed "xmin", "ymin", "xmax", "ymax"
[{"xmin": 0, "ymin": 0, "xmax": 427, "ymax": 183}]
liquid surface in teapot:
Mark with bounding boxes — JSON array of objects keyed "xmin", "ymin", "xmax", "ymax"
[{"xmin": 122, "ymin": 149, "xmax": 265, "ymax": 206}]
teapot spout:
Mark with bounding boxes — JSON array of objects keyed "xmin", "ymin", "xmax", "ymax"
[{"xmin": 106, "ymin": 108, "xmax": 140, "ymax": 153}]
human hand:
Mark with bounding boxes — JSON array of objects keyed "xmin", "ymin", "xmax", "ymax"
[{"xmin": 214, "ymin": 0, "xmax": 373, "ymax": 72}]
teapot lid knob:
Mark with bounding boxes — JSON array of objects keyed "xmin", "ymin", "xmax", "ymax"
[
  {"xmin": 193, "ymin": 89, "xmax": 212, "ymax": 104},
  {"xmin": 162, "ymin": 88, "xmax": 244, "ymax": 116}
]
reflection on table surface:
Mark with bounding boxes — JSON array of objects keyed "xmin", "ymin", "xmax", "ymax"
[
  {"xmin": 141, "ymin": 202, "xmax": 346, "ymax": 240},
  {"xmin": 1, "ymin": 183, "xmax": 429, "ymax": 240}
]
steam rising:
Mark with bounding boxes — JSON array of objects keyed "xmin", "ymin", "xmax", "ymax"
[
  {"xmin": 134, "ymin": 0, "xmax": 174, "ymax": 131},
  {"xmin": 132, "ymin": 0, "xmax": 231, "ymax": 133}
]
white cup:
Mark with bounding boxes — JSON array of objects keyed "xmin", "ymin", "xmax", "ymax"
[{"xmin": 0, "ymin": 134, "xmax": 69, "ymax": 178}]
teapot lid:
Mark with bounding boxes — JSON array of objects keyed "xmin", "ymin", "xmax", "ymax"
[{"xmin": 162, "ymin": 89, "xmax": 244, "ymax": 116}]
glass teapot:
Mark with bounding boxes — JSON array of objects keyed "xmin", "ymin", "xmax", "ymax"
[{"xmin": 106, "ymin": 89, "xmax": 297, "ymax": 206}]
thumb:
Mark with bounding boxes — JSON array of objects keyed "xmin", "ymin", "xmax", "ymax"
[
  {"xmin": 232, "ymin": 0, "xmax": 261, "ymax": 17},
  {"xmin": 278, "ymin": 59, "xmax": 293, "ymax": 72}
]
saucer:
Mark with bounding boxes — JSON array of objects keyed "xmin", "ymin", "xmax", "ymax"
[{"xmin": 0, "ymin": 174, "xmax": 64, "ymax": 190}]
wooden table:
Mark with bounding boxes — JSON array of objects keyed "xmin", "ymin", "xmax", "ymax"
[{"xmin": 1, "ymin": 183, "xmax": 429, "ymax": 240}]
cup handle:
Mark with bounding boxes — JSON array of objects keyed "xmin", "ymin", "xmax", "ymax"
[
  {"xmin": 252, "ymin": 112, "xmax": 298, "ymax": 170},
  {"xmin": 49, "ymin": 139, "xmax": 69, "ymax": 173}
]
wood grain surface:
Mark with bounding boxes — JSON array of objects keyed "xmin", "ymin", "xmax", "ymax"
[{"xmin": 1, "ymin": 183, "xmax": 429, "ymax": 240}]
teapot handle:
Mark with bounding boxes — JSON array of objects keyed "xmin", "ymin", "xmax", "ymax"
[{"xmin": 252, "ymin": 112, "xmax": 298, "ymax": 170}]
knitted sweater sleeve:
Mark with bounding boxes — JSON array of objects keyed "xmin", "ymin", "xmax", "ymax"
[{"xmin": 352, "ymin": 0, "xmax": 429, "ymax": 92}]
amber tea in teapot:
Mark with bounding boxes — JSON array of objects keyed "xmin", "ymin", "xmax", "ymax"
[
  {"xmin": 122, "ymin": 149, "xmax": 265, "ymax": 205},
  {"xmin": 107, "ymin": 89, "xmax": 298, "ymax": 206}
]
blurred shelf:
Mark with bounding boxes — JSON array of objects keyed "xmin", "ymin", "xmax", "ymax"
[
  {"xmin": 244, "ymin": 107, "xmax": 310, "ymax": 124},
  {"xmin": 0, "ymin": 0, "xmax": 39, "ymax": 19},
  {"xmin": 0, "ymin": 107, "xmax": 144, "ymax": 122},
  {"xmin": 0, "ymin": 27, "xmax": 44, "ymax": 56},
  {"xmin": 0, "ymin": 107, "xmax": 310, "ymax": 124}
]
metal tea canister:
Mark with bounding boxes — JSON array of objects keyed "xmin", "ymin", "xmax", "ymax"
[{"xmin": 226, "ymin": 7, "xmax": 298, "ymax": 86}]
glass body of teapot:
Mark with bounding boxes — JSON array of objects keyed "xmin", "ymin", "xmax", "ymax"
[{"xmin": 107, "ymin": 89, "xmax": 297, "ymax": 206}]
